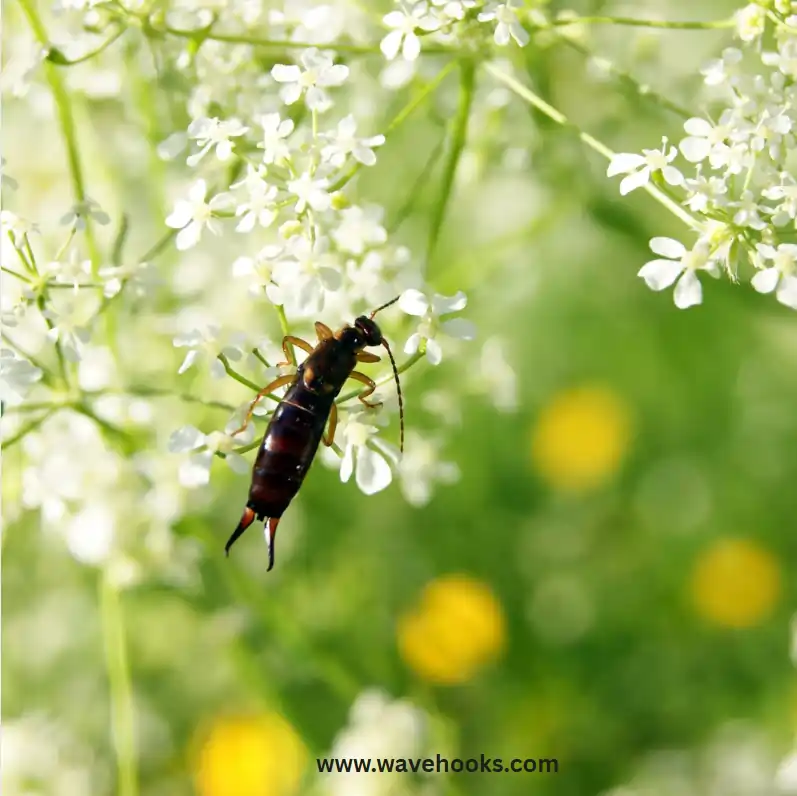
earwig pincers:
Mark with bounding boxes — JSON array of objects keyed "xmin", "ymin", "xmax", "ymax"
[{"xmin": 226, "ymin": 297, "xmax": 404, "ymax": 571}]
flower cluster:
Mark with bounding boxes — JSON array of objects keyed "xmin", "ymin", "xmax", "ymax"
[{"xmin": 607, "ymin": 7, "xmax": 797, "ymax": 311}]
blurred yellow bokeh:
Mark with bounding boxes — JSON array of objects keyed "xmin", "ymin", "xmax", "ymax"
[
  {"xmin": 193, "ymin": 713, "xmax": 307, "ymax": 796},
  {"xmin": 398, "ymin": 574, "xmax": 506, "ymax": 685},
  {"xmin": 691, "ymin": 538, "xmax": 781, "ymax": 629},
  {"xmin": 530, "ymin": 385, "xmax": 631, "ymax": 492}
]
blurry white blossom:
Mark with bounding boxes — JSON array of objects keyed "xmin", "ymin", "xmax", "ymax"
[
  {"xmin": 165, "ymin": 179, "xmax": 233, "ymax": 250},
  {"xmin": 478, "ymin": 0, "xmax": 530, "ymax": 47},
  {"xmin": 168, "ymin": 421, "xmax": 253, "ymax": 488},
  {"xmin": 173, "ymin": 326, "xmax": 244, "ymax": 378},
  {"xmin": 42, "ymin": 305, "xmax": 91, "ymax": 361},
  {"xmin": 752, "ymin": 244, "xmax": 797, "ymax": 310},
  {"xmin": 231, "ymin": 165, "xmax": 279, "ymax": 232},
  {"xmin": 320, "ymin": 115, "xmax": 385, "ymax": 167},
  {"xmin": 271, "ymin": 48, "xmax": 349, "ymax": 111},
  {"xmin": 607, "ymin": 137, "xmax": 683, "ymax": 195},
  {"xmin": 59, "ymin": 197, "xmax": 110, "ymax": 229},
  {"xmin": 399, "ymin": 289, "xmax": 476, "ymax": 365},
  {"xmin": 397, "ymin": 432, "xmax": 459, "ymax": 506},
  {"xmin": 257, "ymin": 112, "xmax": 294, "ymax": 163},
  {"xmin": 232, "ymin": 245, "xmax": 284, "ymax": 303},
  {"xmin": 186, "ymin": 116, "xmax": 249, "ymax": 166},
  {"xmin": 0, "ymin": 348, "xmax": 42, "ymax": 404},
  {"xmin": 338, "ymin": 410, "xmax": 394, "ymax": 495},
  {"xmin": 380, "ymin": 3, "xmax": 439, "ymax": 61},
  {"xmin": 287, "ymin": 171, "xmax": 332, "ymax": 213}
]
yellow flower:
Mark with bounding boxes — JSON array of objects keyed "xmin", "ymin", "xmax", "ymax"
[
  {"xmin": 398, "ymin": 574, "xmax": 506, "ymax": 685},
  {"xmin": 193, "ymin": 713, "xmax": 306, "ymax": 796},
  {"xmin": 530, "ymin": 385, "xmax": 631, "ymax": 492},
  {"xmin": 691, "ymin": 538, "xmax": 781, "ymax": 628}
]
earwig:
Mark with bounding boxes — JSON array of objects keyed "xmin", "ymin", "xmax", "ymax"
[{"xmin": 226, "ymin": 297, "xmax": 404, "ymax": 571}]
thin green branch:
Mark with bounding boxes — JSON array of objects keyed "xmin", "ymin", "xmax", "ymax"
[
  {"xmin": 47, "ymin": 26, "xmax": 126, "ymax": 66},
  {"xmin": 218, "ymin": 354, "xmax": 281, "ymax": 402},
  {"xmin": 2, "ymin": 410, "xmax": 55, "ymax": 448},
  {"xmin": 550, "ymin": 14, "xmax": 734, "ymax": 31},
  {"xmin": 484, "ymin": 63, "xmax": 699, "ymax": 230},
  {"xmin": 426, "ymin": 58, "xmax": 475, "ymax": 269},
  {"xmin": 337, "ymin": 350, "xmax": 424, "ymax": 404},
  {"xmin": 99, "ymin": 573, "xmax": 138, "ymax": 796},
  {"xmin": 2, "ymin": 266, "xmax": 31, "ymax": 282},
  {"xmin": 16, "ymin": 0, "xmax": 101, "ymax": 271}
]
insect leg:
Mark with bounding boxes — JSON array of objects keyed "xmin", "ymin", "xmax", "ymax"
[
  {"xmin": 315, "ymin": 321, "xmax": 333, "ymax": 341},
  {"xmin": 230, "ymin": 373, "xmax": 296, "ymax": 436},
  {"xmin": 348, "ymin": 371, "xmax": 382, "ymax": 409},
  {"xmin": 279, "ymin": 335, "xmax": 314, "ymax": 366},
  {"xmin": 323, "ymin": 403, "xmax": 338, "ymax": 447},
  {"xmin": 356, "ymin": 351, "xmax": 381, "ymax": 363}
]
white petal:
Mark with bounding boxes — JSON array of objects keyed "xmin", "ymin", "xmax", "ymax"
[
  {"xmin": 402, "ymin": 32, "xmax": 421, "ymax": 61},
  {"xmin": 649, "ymin": 236, "xmax": 687, "ymax": 259},
  {"xmin": 380, "ymin": 30, "xmax": 403, "ymax": 60},
  {"xmin": 280, "ymin": 83, "xmax": 303, "ymax": 105},
  {"xmin": 776, "ymin": 276, "xmax": 797, "ymax": 309},
  {"xmin": 188, "ymin": 179, "xmax": 207, "ymax": 202},
  {"xmin": 179, "ymin": 452, "xmax": 212, "ymax": 488},
  {"xmin": 178, "ymin": 349, "xmax": 199, "ymax": 374},
  {"xmin": 355, "ymin": 447, "xmax": 392, "ymax": 495},
  {"xmin": 751, "ymin": 267, "xmax": 780, "ymax": 294},
  {"xmin": 352, "ymin": 146, "xmax": 377, "ymax": 166},
  {"xmin": 679, "ymin": 136, "xmax": 711, "ymax": 163},
  {"xmin": 340, "ymin": 444, "xmax": 355, "ymax": 482},
  {"xmin": 619, "ymin": 168, "xmax": 650, "ymax": 195},
  {"xmin": 319, "ymin": 64, "xmax": 349, "ymax": 86},
  {"xmin": 398, "ymin": 289, "xmax": 429, "ymax": 316},
  {"xmin": 606, "ymin": 153, "xmax": 646, "ymax": 176},
  {"xmin": 225, "ymin": 452, "xmax": 250, "ymax": 474},
  {"xmin": 236, "ymin": 212, "xmax": 256, "ymax": 233},
  {"xmin": 432, "ymin": 290, "xmax": 467, "ymax": 315},
  {"xmin": 404, "ymin": 332, "xmax": 422, "ymax": 355},
  {"xmin": 441, "ymin": 317, "xmax": 476, "ymax": 340},
  {"xmin": 338, "ymin": 115, "xmax": 357, "ymax": 136},
  {"xmin": 674, "ymin": 270, "xmax": 703, "ymax": 309},
  {"xmin": 209, "ymin": 191, "xmax": 234, "ymax": 211},
  {"xmin": 176, "ymin": 222, "xmax": 201, "ymax": 251},
  {"xmin": 271, "ymin": 64, "xmax": 301, "ymax": 83},
  {"xmin": 425, "ymin": 338, "xmax": 443, "ymax": 365},
  {"xmin": 494, "ymin": 22, "xmax": 510, "ymax": 46},
  {"xmin": 662, "ymin": 166, "xmax": 683, "ymax": 186},
  {"xmin": 382, "ymin": 10, "xmax": 405, "ymax": 26},
  {"xmin": 683, "ymin": 117, "xmax": 713, "ymax": 136},
  {"xmin": 638, "ymin": 259, "xmax": 684, "ymax": 291},
  {"xmin": 169, "ymin": 425, "xmax": 206, "ymax": 453},
  {"xmin": 209, "ymin": 358, "xmax": 226, "ymax": 379},
  {"xmin": 165, "ymin": 201, "xmax": 193, "ymax": 229}
]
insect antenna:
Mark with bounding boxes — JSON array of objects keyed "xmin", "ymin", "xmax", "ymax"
[
  {"xmin": 369, "ymin": 294, "xmax": 401, "ymax": 318},
  {"xmin": 381, "ymin": 338, "xmax": 404, "ymax": 454}
]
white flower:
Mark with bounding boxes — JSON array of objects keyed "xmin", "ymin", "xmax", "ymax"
[
  {"xmin": 399, "ymin": 289, "xmax": 476, "ymax": 365},
  {"xmin": 734, "ymin": 3, "xmax": 767, "ymax": 42},
  {"xmin": 380, "ymin": 3, "xmax": 439, "ymax": 61},
  {"xmin": 232, "ymin": 244, "xmax": 284, "ymax": 303},
  {"xmin": 332, "ymin": 205, "xmax": 387, "ymax": 254},
  {"xmin": 98, "ymin": 260, "xmax": 160, "ymax": 299},
  {"xmin": 44, "ymin": 249, "xmax": 92, "ymax": 293},
  {"xmin": 477, "ymin": 0, "xmax": 529, "ymax": 47},
  {"xmin": 186, "ymin": 116, "xmax": 249, "ymax": 166},
  {"xmin": 338, "ymin": 411, "xmax": 394, "ymax": 495},
  {"xmin": 173, "ymin": 326, "xmax": 244, "ymax": 378},
  {"xmin": 272, "ymin": 235, "xmax": 342, "ymax": 316},
  {"xmin": 701, "ymin": 47, "xmax": 743, "ymax": 87},
  {"xmin": 708, "ymin": 140, "xmax": 752, "ymax": 176},
  {"xmin": 41, "ymin": 306, "xmax": 91, "ymax": 361},
  {"xmin": 59, "ymin": 197, "xmax": 110, "ymax": 229},
  {"xmin": 257, "ymin": 112, "xmax": 294, "ymax": 164},
  {"xmin": 271, "ymin": 48, "xmax": 349, "ymax": 112},
  {"xmin": 764, "ymin": 173, "xmax": 797, "ymax": 226},
  {"xmin": 752, "ymin": 243, "xmax": 797, "ymax": 310},
  {"xmin": 397, "ymin": 432, "xmax": 459, "ymax": 506},
  {"xmin": 679, "ymin": 115, "xmax": 733, "ymax": 164},
  {"xmin": 637, "ymin": 237, "xmax": 720, "ymax": 310},
  {"xmin": 165, "ymin": 179, "xmax": 233, "ymax": 251},
  {"xmin": 230, "ymin": 165, "xmax": 278, "ymax": 232},
  {"xmin": 731, "ymin": 191, "xmax": 767, "ymax": 230},
  {"xmin": 0, "ymin": 348, "xmax": 42, "ymax": 404},
  {"xmin": 683, "ymin": 173, "xmax": 728, "ymax": 213},
  {"xmin": 168, "ymin": 421, "xmax": 253, "ymax": 488},
  {"xmin": 607, "ymin": 137, "xmax": 683, "ymax": 195},
  {"xmin": 1, "ymin": 157, "xmax": 18, "ymax": 191},
  {"xmin": 320, "ymin": 115, "xmax": 385, "ymax": 167},
  {"xmin": 287, "ymin": 171, "xmax": 331, "ymax": 213}
]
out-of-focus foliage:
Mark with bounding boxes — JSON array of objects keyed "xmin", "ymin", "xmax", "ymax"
[{"xmin": 3, "ymin": 0, "xmax": 797, "ymax": 795}]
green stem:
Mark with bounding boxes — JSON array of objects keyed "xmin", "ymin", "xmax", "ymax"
[
  {"xmin": 484, "ymin": 63, "xmax": 699, "ymax": 230},
  {"xmin": 426, "ymin": 58, "xmax": 475, "ymax": 270},
  {"xmin": 1, "ymin": 410, "xmax": 54, "ymax": 448},
  {"xmin": 99, "ymin": 573, "xmax": 138, "ymax": 796},
  {"xmin": 274, "ymin": 305, "xmax": 294, "ymax": 364},
  {"xmin": 218, "ymin": 354, "xmax": 281, "ymax": 400},
  {"xmin": 2, "ymin": 266, "xmax": 31, "ymax": 282},
  {"xmin": 17, "ymin": 0, "xmax": 101, "ymax": 272},
  {"xmin": 550, "ymin": 14, "xmax": 734, "ymax": 30},
  {"xmin": 47, "ymin": 26, "xmax": 126, "ymax": 66}
]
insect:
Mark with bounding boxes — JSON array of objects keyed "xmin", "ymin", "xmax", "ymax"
[{"xmin": 225, "ymin": 297, "xmax": 404, "ymax": 570}]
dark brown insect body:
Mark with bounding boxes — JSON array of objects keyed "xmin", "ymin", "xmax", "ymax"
[{"xmin": 226, "ymin": 300, "xmax": 403, "ymax": 570}]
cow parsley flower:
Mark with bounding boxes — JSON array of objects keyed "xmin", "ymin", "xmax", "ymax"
[
  {"xmin": 41, "ymin": 306, "xmax": 91, "ymax": 361},
  {"xmin": 271, "ymin": 48, "xmax": 349, "ymax": 112},
  {"xmin": 397, "ymin": 433, "xmax": 459, "ymax": 506},
  {"xmin": 332, "ymin": 205, "xmax": 387, "ymax": 254},
  {"xmin": 380, "ymin": 3, "xmax": 439, "ymax": 62},
  {"xmin": 168, "ymin": 422, "xmax": 253, "ymax": 488},
  {"xmin": 477, "ymin": 0, "xmax": 530, "ymax": 47},
  {"xmin": 338, "ymin": 411, "xmax": 394, "ymax": 495},
  {"xmin": 0, "ymin": 348, "xmax": 42, "ymax": 404},
  {"xmin": 230, "ymin": 166, "xmax": 279, "ymax": 232},
  {"xmin": 287, "ymin": 171, "xmax": 331, "ymax": 213},
  {"xmin": 320, "ymin": 115, "xmax": 385, "ymax": 167},
  {"xmin": 272, "ymin": 235, "xmax": 342, "ymax": 316},
  {"xmin": 232, "ymin": 245, "xmax": 284, "ymax": 303},
  {"xmin": 638, "ymin": 237, "xmax": 720, "ymax": 310},
  {"xmin": 752, "ymin": 244, "xmax": 797, "ymax": 310},
  {"xmin": 186, "ymin": 116, "xmax": 249, "ymax": 166},
  {"xmin": 59, "ymin": 197, "xmax": 110, "ymax": 229},
  {"xmin": 173, "ymin": 326, "xmax": 244, "ymax": 378},
  {"xmin": 607, "ymin": 137, "xmax": 683, "ymax": 195},
  {"xmin": 165, "ymin": 179, "xmax": 233, "ymax": 251},
  {"xmin": 399, "ymin": 289, "xmax": 476, "ymax": 365},
  {"xmin": 257, "ymin": 112, "xmax": 294, "ymax": 164}
]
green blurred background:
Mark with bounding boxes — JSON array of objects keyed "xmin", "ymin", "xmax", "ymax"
[{"xmin": 3, "ymin": 0, "xmax": 797, "ymax": 794}]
